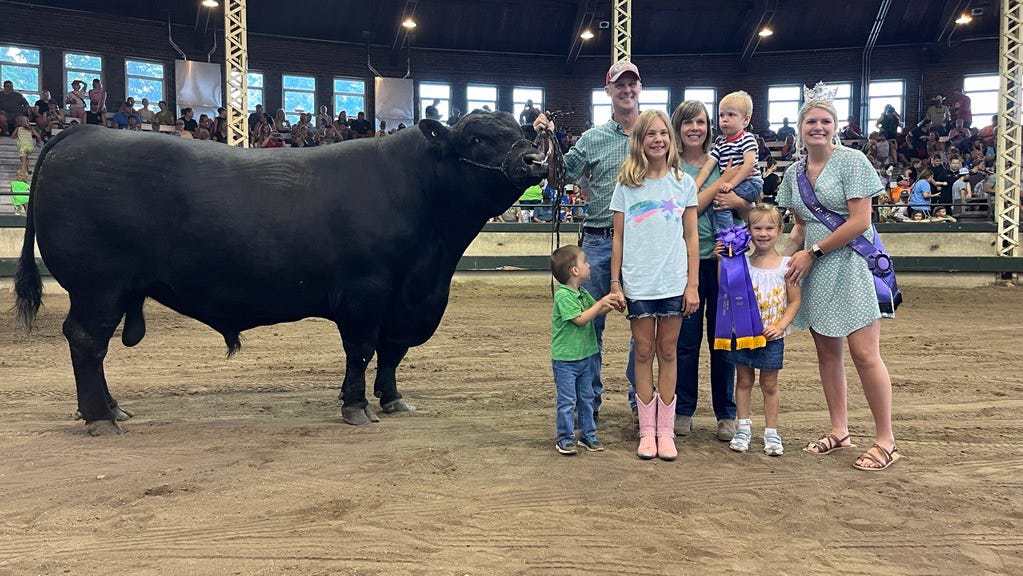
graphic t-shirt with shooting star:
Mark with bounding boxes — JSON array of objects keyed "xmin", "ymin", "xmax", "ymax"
[{"xmin": 609, "ymin": 172, "xmax": 698, "ymax": 300}]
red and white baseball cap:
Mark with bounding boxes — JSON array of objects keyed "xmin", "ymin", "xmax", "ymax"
[{"xmin": 606, "ymin": 60, "xmax": 641, "ymax": 85}]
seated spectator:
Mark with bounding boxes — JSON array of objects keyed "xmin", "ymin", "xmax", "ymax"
[
  {"xmin": 762, "ymin": 156, "xmax": 781, "ymax": 203},
  {"xmin": 754, "ymin": 132, "xmax": 770, "ymax": 162},
  {"xmin": 211, "ymin": 107, "xmax": 228, "ymax": 143},
  {"xmin": 65, "ymin": 80, "xmax": 88, "ymax": 125},
  {"xmin": 127, "ymin": 114, "xmax": 141, "ymax": 131},
  {"xmin": 138, "ymin": 98, "xmax": 155, "ymax": 123},
  {"xmin": 951, "ymin": 167, "xmax": 972, "ymax": 215},
  {"xmin": 969, "ymin": 141, "xmax": 986, "ymax": 168},
  {"xmin": 112, "ymin": 102, "xmax": 131, "ymax": 129},
  {"xmin": 336, "ymin": 110, "xmax": 350, "ymax": 127},
  {"xmin": 87, "ymin": 79, "xmax": 106, "ymax": 125},
  {"xmin": 925, "ymin": 130, "xmax": 944, "ymax": 162},
  {"xmin": 198, "ymin": 113, "xmax": 211, "ymax": 133},
  {"xmin": 875, "ymin": 132, "xmax": 893, "ymax": 166},
  {"xmin": 978, "ymin": 114, "xmax": 996, "ymax": 149},
  {"xmin": 180, "ymin": 108, "xmax": 198, "ymax": 132},
  {"xmin": 877, "ymin": 105, "xmax": 902, "ymax": 140},
  {"xmin": 948, "ymin": 118, "xmax": 971, "ymax": 153},
  {"xmin": 33, "ymin": 90, "xmax": 63, "ymax": 137},
  {"xmin": 248, "ymin": 104, "xmax": 268, "ymax": 132},
  {"xmin": 0, "ymin": 80, "xmax": 30, "ymax": 134},
  {"xmin": 776, "ymin": 117, "xmax": 795, "ymax": 141},
  {"xmin": 377, "ymin": 120, "xmax": 387, "ymax": 137},
  {"xmin": 840, "ymin": 116, "xmax": 862, "ymax": 140},
  {"xmin": 779, "ymin": 132, "xmax": 795, "ymax": 160},
  {"xmin": 175, "ymin": 119, "xmax": 193, "ymax": 139},
  {"xmin": 930, "ymin": 206, "xmax": 956, "ymax": 223},
  {"xmin": 864, "ymin": 133, "xmax": 880, "ymax": 167},
  {"xmin": 350, "ymin": 111, "xmax": 372, "ymax": 138},
  {"xmin": 909, "ymin": 168, "xmax": 936, "ymax": 217},
  {"xmin": 196, "ymin": 127, "xmax": 211, "ymax": 140},
  {"xmin": 759, "ymin": 125, "xmax": 777, "ymax": 142},
  {"xmin": 155, "ymin": 101, "xmax": 175, "ymax": 125}
]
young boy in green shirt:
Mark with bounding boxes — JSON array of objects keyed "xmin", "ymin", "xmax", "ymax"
[{"xmin": 550, "ymin": 245, "xmax": 622, "ymax": 455}]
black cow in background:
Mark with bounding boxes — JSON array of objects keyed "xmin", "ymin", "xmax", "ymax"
[{"xmin": 16, "ymin": 112, "xmax": 545, "ymax": 434}]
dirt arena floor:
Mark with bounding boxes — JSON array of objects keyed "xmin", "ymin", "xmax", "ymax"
[{"xmin": 1, "ymin": 277, "xmax": 1022, "ymax": 575}]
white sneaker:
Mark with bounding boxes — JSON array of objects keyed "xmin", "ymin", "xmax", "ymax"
[
  {"xmin": 764, "ymin": 429, "xmax": 784, "ymax": 456},
  {"xmin": 729, "ymin": 427, "xmax": 752, "ymax": 452}
]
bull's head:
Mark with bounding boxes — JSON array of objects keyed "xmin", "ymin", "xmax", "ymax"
[{"xmin": 419, "ymin": 111, "xmax": 546, "ymax": 216}]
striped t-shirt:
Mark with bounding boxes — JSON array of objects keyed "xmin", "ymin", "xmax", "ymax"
[{"xmin": 710, "ymin": 131, "xmax": 760, "ymax": 178}]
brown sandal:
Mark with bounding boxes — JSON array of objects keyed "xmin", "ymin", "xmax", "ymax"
[
  {"xmin": 803, "ymin": 433, "xmax": 855, "ymax": 455},
  {"xmin": 853, "ymin": 443, "xmax": 901, "ymax": 472}
]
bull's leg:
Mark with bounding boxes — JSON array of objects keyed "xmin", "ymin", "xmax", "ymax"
[
  {"xmin": 374, "ymin": 341, "xmax": 415, "ymax": 414},
  {"xmin": 63, "ymin": 292, "xmax": 125, "ymax": 436},
  {"xmin": 338, "ymin": 338, "xmax": 380, "ymax": 426}
]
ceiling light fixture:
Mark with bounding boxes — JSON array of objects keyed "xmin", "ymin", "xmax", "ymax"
[
  {"xmin": 580, "ymin": 29, "xmax": 594, "ymax": 40},
  {"xmin": 758, "ymin": 27, "xmax": 774, "ymax": 38},
  {"xmin": 201, "ymin": 0, "xmax": 219, "ymax": 7},
  {"xmin": 955, "ymin": 13, "xmax": 973, "ymax": 25},
  {"xmin": 402, "ymin": 18, "xmax": 417, "ymax": 29}
]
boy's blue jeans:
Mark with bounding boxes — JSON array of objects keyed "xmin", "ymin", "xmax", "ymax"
[
  {"xmin": 552, "ymin": 356, "xmax": 598, "ymax": 444},
  {"xmin": 714, "ymin": 176, "xmax": 763, "ymax": 232}
]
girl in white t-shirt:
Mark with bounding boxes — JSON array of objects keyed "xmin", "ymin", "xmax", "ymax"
[
  {"xmin": 721, "ymin": 204, "xmax": 801, "ymax": 456},
  {"xmin": 609, "ymin": 110, "xmax": 700, "ymax": 461}
]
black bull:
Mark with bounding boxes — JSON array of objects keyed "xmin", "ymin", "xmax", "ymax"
[{"xmin": 15, "ymin": 112, "xmax": 545, "ymax": 432}]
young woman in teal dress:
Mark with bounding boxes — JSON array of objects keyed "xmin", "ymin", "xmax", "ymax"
[{"xmin": 776, "ymin": 93, "xmax": 899, "ymax": 472}]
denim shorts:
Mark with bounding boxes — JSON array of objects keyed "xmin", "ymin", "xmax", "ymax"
[
  {"xmin": 625, "ymin": 296, "xmax": 683, "ymax": 320},
  {"xmin": 727, "ymin": 338, "xmax": 784, "ymax": 371}
]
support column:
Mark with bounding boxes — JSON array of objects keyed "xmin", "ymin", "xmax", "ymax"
[
  {"xmin": 996, "ymin": 0, "xmax": 1021, "ymax": 264},
  {"xmin": 224, "ymin": 0, "xmax": 249, "ymax": 147},
  {"xmin": 612, "ymin": 0, "xmax": 631, "ymax": 63}
]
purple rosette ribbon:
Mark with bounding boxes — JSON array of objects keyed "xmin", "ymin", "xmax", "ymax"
[{"xmin": 713, "ymin": 225, "xmax": 767, "ymax": 351}]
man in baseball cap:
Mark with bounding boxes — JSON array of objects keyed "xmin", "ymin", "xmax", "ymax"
[{"xmin": 532, "ymin": 61, "xmax": 643, "ymax": 423}]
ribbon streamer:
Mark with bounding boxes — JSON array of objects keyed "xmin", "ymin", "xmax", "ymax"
[{"xmin": 713, "ymin": 225, "xmax": 767, "ymax": 351}]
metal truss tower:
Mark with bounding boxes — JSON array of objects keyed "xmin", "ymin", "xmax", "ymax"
[
  {"xmin": 612, "ymin": 0, "xmax": 631, "ymax": 63},
  {"xmin": 997, "ymin": 0, "xmax": 1021, "ymax": 262},
  {"xmin": 224, "ymin": 0, "xmax": 249, "ymax": 147}
]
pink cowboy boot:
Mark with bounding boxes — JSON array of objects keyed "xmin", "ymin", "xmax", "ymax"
[
  {"xmin": 636, "ymin": 394, "xmax": 658, "ymax": 460},
  {"xmin": 656, "ymin": 395, "xmax": 678, "ymax": 461}
]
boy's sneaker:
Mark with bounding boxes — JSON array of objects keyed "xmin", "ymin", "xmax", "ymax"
[
  {"xmin": 578, "ymin": 436, "xmax": 605, "ymax": 452},
  {"xmin": 729, "ymin": 426, "xmax": 752, "ymax": 453},
  {"xmin": 764, "ymin": 429, "xmax": 784, "ymax": 456},
  {"xmin": 555, "ymin": 439, "xmax": 578, "ymax": 455}
]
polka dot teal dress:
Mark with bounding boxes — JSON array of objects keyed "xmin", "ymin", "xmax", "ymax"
[{"xmin": 776, "ymin": 146, "xmax": 884, "ymax": 337}]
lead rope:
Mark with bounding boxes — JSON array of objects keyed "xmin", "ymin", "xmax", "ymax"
[{"xmin": 534, "ymin": 112, "xmax": 566, "ymax": 296}]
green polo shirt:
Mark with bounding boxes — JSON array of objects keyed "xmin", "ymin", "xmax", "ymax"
[
  {"xmin": 564, "ymin": 119, "xmax": 630, "ymax": 229},
  {"xmin": 551, "ymin": 284, "xmax": 599, "ymax": 361}
]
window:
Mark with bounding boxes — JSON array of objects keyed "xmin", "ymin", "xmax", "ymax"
[
  {"xmin": 467, "ymin": 84, "xmax": 497, "ymax": 113},
  {"xmin": 334, "ymin": 77, "xmax": 365, "ymax": 117},
  {"xmin": 767, "ymin": 85, "xmax": 801, "ymax": 133},
  {"xmin": 513, "ymin": 87, "xmax": 544, "ymax": 124},
  {"xmin": 828, "ymin": 82, "xmax": 853, "ymax": 130},
  {"xmin": 0, "ymin": 46, "xmax": 41, "ymax": 104},
  {"xmin": 65, "ymin": 52, "xmax": 102, "ymax": 98},
  {"xmin": 639, "ymin": 88, "xmax": 670, "ymax": 115},
  {"xmin": 867, "ymin": 80, "xmax": 904, "ymax": 132},
  {"xmin": 964, "ymin": 74, "xmax": 999, "ymax": 119},
  {"xmin": 125, "ymin": 59, "xmax": 164, "ymax": 109},
  {"xmin": 591, "ymin": 89, "xmax": 612, "ymax": 125},
  {"xmin": 283, "ymin": 74, "xmax": 315, "ymax": 124},
  {"xmin": 419, "ymin": 82, "xmax": 450, "ymax": 121},
  {"xmin": 247, "ymin": 71, "xmax": 263, "ymax": 112},
  {"xmin": 684, "ymin": 88, "xmax": 717, "ymax": 126}
]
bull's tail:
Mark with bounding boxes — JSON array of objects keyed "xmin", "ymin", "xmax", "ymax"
[{"xmin": 14, "ymin": 138, "xmax": 50, "ymax": 331}]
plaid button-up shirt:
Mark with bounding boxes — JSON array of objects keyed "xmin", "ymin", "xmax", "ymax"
[{"xmin": 564, "ymin": 119, "xmax": 630, "ymax": 229}]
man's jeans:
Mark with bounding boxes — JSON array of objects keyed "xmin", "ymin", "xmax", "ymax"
[
  {"xmin": 552, "ymin": 357, "xmax": 597, "ymax": 443},
  {"xmin": 626, "ymin": 258, "xmax": 736, "ymax": 419},
  {"xmin": 580, "ymin": 232, "xmax": 611, "ymax": 415}
]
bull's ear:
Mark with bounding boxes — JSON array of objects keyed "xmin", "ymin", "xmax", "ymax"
[{"xmin": 418, "ymin": 119, "xmax": 449, "ymax": 146}]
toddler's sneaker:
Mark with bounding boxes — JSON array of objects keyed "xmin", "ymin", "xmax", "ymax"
[
  {"xmin": 730, "ymin": 419, "xmax": 753, "ymax": 453},
  {"xmin": 578, "ymin": 436, "xmax": 605, "ymax": 452},
  {"xmin": 764, "ymin": 428, "xmax": 784, "ymax": 456},
  {"xmin": 555, "ymin": 439, "xmax": 578, "ymax": 456}
]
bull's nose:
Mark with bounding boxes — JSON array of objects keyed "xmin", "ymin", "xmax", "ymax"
[{"xmin": 524, "ymin": 152, "xmax": 545, "ymax": 166}]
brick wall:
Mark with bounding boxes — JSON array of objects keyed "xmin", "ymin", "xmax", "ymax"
[{"xmin": 0, "ymin": 2, "xmax": 998, "ymax": 136}]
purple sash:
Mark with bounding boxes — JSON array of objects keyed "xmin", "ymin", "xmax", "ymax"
[
  {"xmin": 795, "ymin": 160, "xmax": 902, "ymax": 318},
  {"xmin": 713, "ymin": 226, "xmax": 767, "ymax": 351}
]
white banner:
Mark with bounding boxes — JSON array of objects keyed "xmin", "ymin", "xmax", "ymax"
[
  {"xmin": 175, "ymin": 60, "xmax": 223, "ymax": 119},
  {"xmin": 374, "ymin": 77, "xmax": 414, "ymax": 129}
]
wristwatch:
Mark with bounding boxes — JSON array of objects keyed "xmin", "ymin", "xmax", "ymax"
[{"xmin": 810, "ymin": 243, "xmax": 825, "ymax": 259}]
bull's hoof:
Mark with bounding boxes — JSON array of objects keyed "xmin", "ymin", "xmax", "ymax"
[
  {"xmin": 381, "ymin": 399, "xmax": 416, "ymax": 414},
  {"xmin": 341, "ymin": 405, "xmax": 380, "ymax": 426},
  {"xmin": 113, "ymin": 406, "xmax": 134, "ymax": 421},
  {"xmin": 86, "ymin": 420, "xmax": 124, "ymax": 436}
]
